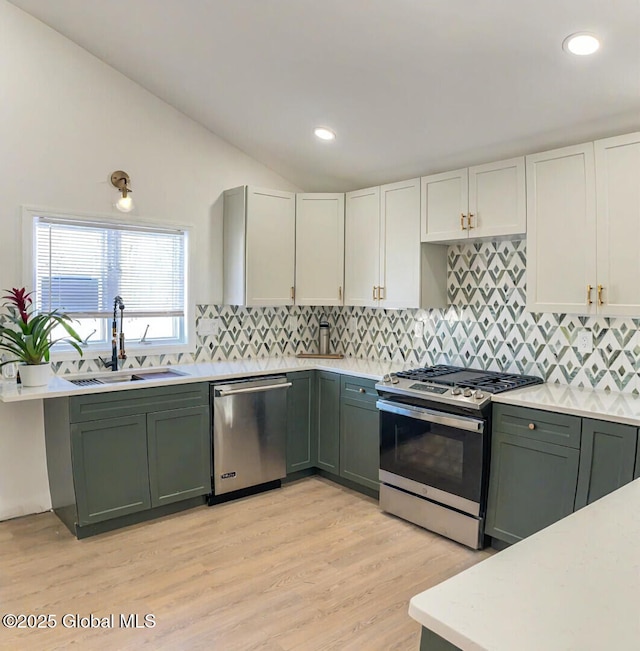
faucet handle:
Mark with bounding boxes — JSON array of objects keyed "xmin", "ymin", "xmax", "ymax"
[{"xmin": 99, "ymin": 355, "xmax": 115, "ymax": 369}]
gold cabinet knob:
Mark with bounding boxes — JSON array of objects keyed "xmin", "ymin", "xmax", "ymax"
[
  {"xmin": 358, "ymin": 388, "xmax": 366, "ymax": 394},
  {"xmin": 528, "ymin": 423, "xmax": 536, "ymax": 430}
]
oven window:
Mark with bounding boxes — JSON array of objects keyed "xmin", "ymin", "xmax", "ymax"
[
  {"xmin": 396, "ymin": 426, "xmax": 464, "ymax": 481},
  {"xmin": 380, "ymin": 410, "xmax": 484, "ymax": 504}
]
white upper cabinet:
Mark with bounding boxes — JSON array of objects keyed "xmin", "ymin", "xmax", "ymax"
[
  {"xmin": 526, "ymin": 143, "xmax": 596, "ymax": 314},
  {"xmin": 421, "ymin": 157, "xmax": 526, "ymax": 243},
  {"xmin": 295, "ymin": 193, "xmax": 345, "ymax": 306},
  {"xmin": 380, "ymin": 179, "xmax": 423, "ymax": 309},
  {"xmin": 594, "ymin": 133, "xmax": 640, "ymax": 316},
  {"xmin": 345, "ymin": 179, "xmax": 447, "ymax": 309},
  {"xmin": 344, "ymin": 186, "xmax": 381, "ymax": 307},
  {"xmin": 420, "ymin": 168, "xmax": 468, "ymax": 242},
  {"xmin": 527, "ymin": 132, "xmax": 640, "ymax": 316},
  {"xmin": 223, "ymin": 186, "xmax": 296, "ymax": 306}
]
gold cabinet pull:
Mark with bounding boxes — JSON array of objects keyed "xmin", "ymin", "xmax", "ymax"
[
  {"xmin": 290, "ymin": 286, "xmax": 295, "ymax": 300},
  {"xmin": 597, "ymin": 284, "xmax": 604, "ymax": 306},
  {"xmin": 528, "ymin": 423, "xmax": 536, "ymax": 430},
  {"xmin": 587, "ymin": 284, "xmax": 593, "ymax": 305},
  {"xmin": 460, "ymin": 213, "xmax": 466, "ymax": 230},
  {"xmin": 467, "ymin": 213, "xmax": 474, "ymax": 229},
  {"xmin": 379, "ymin": 286, "xmax": 385, "ymax": 300},
  {"xmin": 338, "ymin": 286, "xmax": 342, "ymax": 301},
  {"xmin": 373, "ymin": 285, "xmax": 377, "ymax": 300}
]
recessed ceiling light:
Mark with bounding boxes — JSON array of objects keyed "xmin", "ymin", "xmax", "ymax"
[
  {"xmin": 314, "ymin": 127, "xmax": 336, "ymax": 141},
  {"xmin": 563, "ymin": 32, "xmax": 600, "ymax": 56}
]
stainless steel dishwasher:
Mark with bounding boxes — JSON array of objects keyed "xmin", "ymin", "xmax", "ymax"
[{"xmin": 210, "ymin": 375, "xmax": 291, "ymax": 498}]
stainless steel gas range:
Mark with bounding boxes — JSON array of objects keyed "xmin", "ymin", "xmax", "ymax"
[{"xmin": 375, "ymin": 365, "xmax": 543, "ymax": 549}]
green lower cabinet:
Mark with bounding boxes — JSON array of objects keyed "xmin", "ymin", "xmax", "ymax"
[
  {"xmin": 485, "ymin": 431, "xmax": 580, "ymax": 545},
  {"xmin": 339, "ymin": 385, "xmax": 379, "ymax": 491},
  {"xmin": 147, "ymin": 406, "xmax": 211, "ymax": 508},
  {"xmin": 71, "ymin": 414, "xmax": 151, "ymax": 526},
  {"xmin": 286, "ymin": 371, "xmax": 317, "ymax": 473},
  {"xmin": 316, "ymin": 371, "xmax": 341, "ymax": 475},
  {"xmin": 574, "ymin": 418, "xmax": 638, "ymax": 510}
]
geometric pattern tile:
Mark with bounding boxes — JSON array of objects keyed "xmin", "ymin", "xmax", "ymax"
[{"xmin": 52, "ymin": 238, "xmax": 640, "ymax": 395}]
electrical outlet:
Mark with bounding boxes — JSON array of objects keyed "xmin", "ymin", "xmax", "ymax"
[
  {"xmin": 577, "ymin": 329, "xmax": 593, "ymax": 354},
  {"xmin": 414, "ymin": 320, "xmax": 424, "ymax": 338},
  {"xmin": 288, "ymin": 314, "xmax": 298, "ymax": 333},
  {"xmin": 198, "ymin": 317, "xmax": 219, "ymax": 336},
  {"xmin": 349, "ymin": 315, "xmax": 358, "ymax": 334}
]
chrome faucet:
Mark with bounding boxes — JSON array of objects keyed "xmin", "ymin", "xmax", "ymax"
[{"xmin": 100, "ymin": 296, "xmax": 126, "ymax": 371}]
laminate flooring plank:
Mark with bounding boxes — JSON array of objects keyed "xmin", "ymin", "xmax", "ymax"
[{"xmin": 0, "ymin": 476, "xmax": 491, "ymax": 650}]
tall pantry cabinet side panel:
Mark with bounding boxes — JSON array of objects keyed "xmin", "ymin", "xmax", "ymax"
[
  {"xmin": 245, "ymin": 187, "xmax": 296, "ymax": 306},
  {"xmin": 379, "ymin": 178, "xmax": 421, "ymax": 309},
  {"xmin": 526, "ymin": 143, "xmax": 597, "ymax": 314},
  {"xmin": 344, "ymin": 186, "xmax": 381, "ymax": 307},
  {"xmin": 222, "ymin": 186, "xmax": 247, "ymax": 305},
  {"xmin": 594, "ymin": 132, "xmax": 640, "ymax": 316},
  {"xmin": 295, "ymin": 193, "xmax": 345, "ymax": 306}
]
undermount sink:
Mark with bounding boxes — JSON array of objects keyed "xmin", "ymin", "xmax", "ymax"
[{"xmin": 68, "ymin": 367, "xmax": 187, "ymax": 387}]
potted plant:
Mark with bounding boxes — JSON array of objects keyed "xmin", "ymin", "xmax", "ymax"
[{"xmin": 0, "ymin": 287, "xmax": 83, "ymax": 387}]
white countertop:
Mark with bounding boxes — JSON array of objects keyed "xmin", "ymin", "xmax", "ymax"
[
  {"xmin": 0, "ymin": 357, "xmax": 405, "ymax": 402},
  {"xmin": 492, "ymin": 382, "xmax": 640, "ymax": 427},
  {"xmin": 409, "ymin": 478, "xmax": 640, "ymax": 651}
]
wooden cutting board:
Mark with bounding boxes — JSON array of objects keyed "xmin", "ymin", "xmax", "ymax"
[{"xmin": 296, "ymin": 353, "xmax": 345, "ymax": 359}]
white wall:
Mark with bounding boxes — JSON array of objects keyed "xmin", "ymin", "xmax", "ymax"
[{"xmin": 0, "ymin": 1, "xmax": 300, "ymax": 520}]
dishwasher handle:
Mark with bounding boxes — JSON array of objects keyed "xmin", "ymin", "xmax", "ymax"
[{"xmin": 216, "ymin": 382, "xmax": 292, "ymax": 397}]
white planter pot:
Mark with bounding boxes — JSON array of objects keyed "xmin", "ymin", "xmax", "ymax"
[{"xmin": 19, "ymin": 363, "xmax": 52, "ymax": 387}]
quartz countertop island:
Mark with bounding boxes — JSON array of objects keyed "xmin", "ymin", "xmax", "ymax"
[{"xmin": 409, "ymin": 478, "xmax": 640, "ymax": 651}]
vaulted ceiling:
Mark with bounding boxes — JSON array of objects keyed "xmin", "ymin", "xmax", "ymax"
[{"xmin": 10, "ymin": 0, "xmax": 640, "ymax": 191}]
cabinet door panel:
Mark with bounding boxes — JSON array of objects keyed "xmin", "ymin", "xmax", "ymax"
[
  {"xmin": 468, "ymin": 157, "xmax": 525, "ymax": 239},
  {"xmin": 246, "ymin": 187, "xmax": 296, "ymax": 306},
  {"xmin": 286, "ymin": 371, "xmax": 317, "ymax": 473},
  {"xmin": 595, "ymin": 132, "xmax": 640, "ymax": 316},
  {"xmin": 147, "ymin": 406, "xmax": 211, "ymax": 508},
  {"xmin": 420, "ymin": 168, "xmax": 468, "ymax": 242},
  {"xmin": 345, "ymin": 187, "xmax": 380, "ymax": 306},
  {"xmin": 72, "ymin": 415, "xmax": 150, "ymax": 525},
  {"xmin": 340, "ymin": 396, "xmax": 380, "ymax": 491},
  {"xmin": 316, "ymin": 371, "xmax": 340, "ymax": 474},
  {"xmin": 380, "ymin": 178, "xmax": 421, "ymax": 309},
  {"xmin": 295, "ymin": 194, "xmax": 345, "ymax": 306},
  {"xmin": 574, "ymin": 419, "xmax": 637, "ymax": 510},
  {"xmin": 526, "ymin": 143, "xmax": 597, "ymax": 314},
  {"xmin": 485, "ymin": 432, "xmax": 579, "ymax": 545}
]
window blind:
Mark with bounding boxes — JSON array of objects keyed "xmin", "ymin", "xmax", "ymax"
[{"xmin": 33, "ymin": 216, "xmax": 187, "ymax": 318}]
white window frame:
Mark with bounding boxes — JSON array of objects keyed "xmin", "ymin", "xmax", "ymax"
[{"xmin": 22, "ymin": 206, "xmax": 195, "ymax": 362}]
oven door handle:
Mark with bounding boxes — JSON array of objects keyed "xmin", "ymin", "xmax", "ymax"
[{"xmin": 376, "ymin": 399, "xmax": 485, "ymax": 433}]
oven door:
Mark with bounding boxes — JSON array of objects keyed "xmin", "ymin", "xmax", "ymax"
[{"xmin": 377, "ymin": 399, "xmax": 485, "ymax": 514}]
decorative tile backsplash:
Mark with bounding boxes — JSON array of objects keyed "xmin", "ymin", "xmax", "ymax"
[{"xmin": 53, "ymin": 239, "xmax": 640, "ymax": 395}]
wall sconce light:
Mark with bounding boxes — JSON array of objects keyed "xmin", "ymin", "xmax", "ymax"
[{"xmin": 111, "ymin": 170, "xmax": 134, "ymax": 213}]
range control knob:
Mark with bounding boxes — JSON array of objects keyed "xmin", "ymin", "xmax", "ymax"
[
  {"xmin": 463, "ymin": 388, "xmax": 473, "ymax": 398},
  {"xmin": 451, "ymin": 387, "xmax": 462, "ymax": 395},
  {"xmin": 473, "ymin": 390, "xmax": 485, "ymax": 400}
]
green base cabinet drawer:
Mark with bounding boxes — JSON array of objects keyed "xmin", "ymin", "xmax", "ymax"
[
  {"xmin": 486, "ymin": 431, "xmax": 579, "ymax": 545},
  {"xmin": 493, "ymin": 404, "xmax": 581, "ymax": 448}
]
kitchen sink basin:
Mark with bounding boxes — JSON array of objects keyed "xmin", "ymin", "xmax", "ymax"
[{"xmin": 67, "ymin": 367, "xmax": 187, "ymax": 387}]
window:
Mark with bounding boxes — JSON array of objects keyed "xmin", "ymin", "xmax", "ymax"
[{"xmin": 26, "ymin": 210, "xmax": 190, "ymax": 355}]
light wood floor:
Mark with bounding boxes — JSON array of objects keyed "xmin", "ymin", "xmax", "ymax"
[{"xmin": 0, "ymin": 477, "xmax": 491, "ymax": 651}]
